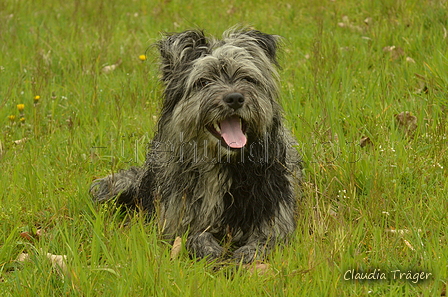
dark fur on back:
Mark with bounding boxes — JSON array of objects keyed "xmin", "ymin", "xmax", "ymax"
[{"xmin": 90, "ymin": 28, "xmax": 302, "ymax": 263}]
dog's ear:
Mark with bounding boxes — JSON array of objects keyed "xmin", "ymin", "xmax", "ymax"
[
  {"xmin": 158, "ymin": 30, "xmax": 209, "ymax": 81},
  {"xmin": 242, "ymin": 30, "xmax": 280, "ymax": 65},
  {"xmin": 225, "ymin": 29, "xmax": 281, "ymax": 66}
]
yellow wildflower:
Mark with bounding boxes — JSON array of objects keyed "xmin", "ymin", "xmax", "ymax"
[
  {"xmin": 139, "ymin": 54, "xmax": 147, "ymax": 61},
  {"xmin": 8, "ymin": 115, "xmax": 16, "ymax": 121},
  {"xmin": 17, "ymin": 104, "xmax": 25, "ymax": 112},
  {"xmin": 34, "ymin": 95, "xmax": 40, "ymax": 103},
  {"xmin": 19, "ymin": 117, "xmax": 25, "ymax": 123}
]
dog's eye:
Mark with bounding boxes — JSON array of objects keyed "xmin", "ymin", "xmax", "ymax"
[
  {"xmin": 241, "ymin": 77, "xmax": 258, "ymax": 85},
  {"xmin": 194, "ymin": 78, "xmax": 212, "ymax": 89}
]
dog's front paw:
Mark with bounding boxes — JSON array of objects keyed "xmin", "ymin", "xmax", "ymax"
[
  {"xmin": 187, "ymin": 232, "xmax": 224, "ymax": 261},
  {"xmin": 233, "ymin": 245, "xmax": 260, "ymax": 263},
  {"xmin": 90, "ymin": 177, "xmax": 113, "ymax": 202},
  {"xmin": 198, "ymin": 243, "xmax": 224, "ymax": 260}
]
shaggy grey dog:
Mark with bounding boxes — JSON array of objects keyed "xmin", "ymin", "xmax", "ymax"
[{"xmin": 90, "ymin": 28, "xmax": 303, "ymax": 263}]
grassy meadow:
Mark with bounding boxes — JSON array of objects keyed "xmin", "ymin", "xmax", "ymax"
[{"xmin": 1, "ymin": 0, "xmax": 447, "ymax": 295}]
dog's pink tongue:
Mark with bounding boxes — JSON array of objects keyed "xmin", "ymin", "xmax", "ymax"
[{"xmin": 220, "ymin": 116, "xmax": 247, "ymax": 148}]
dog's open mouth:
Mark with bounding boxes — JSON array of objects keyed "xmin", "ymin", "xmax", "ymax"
[{"xmin": 207, "ymin": 115, "xmax": 247, "ymax": 149}]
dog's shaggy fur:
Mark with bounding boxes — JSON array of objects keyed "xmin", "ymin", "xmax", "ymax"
[{"xmin": 90, "ymin": 28, "xmax": 303, "ymax": 263}]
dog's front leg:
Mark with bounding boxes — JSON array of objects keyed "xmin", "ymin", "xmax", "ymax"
[
  {"xmin": 186, "ymin": 232, "xmax": 224, "ymax": 260},
  {"xmin": 233, "ymin": 204, "xmax": 296, "ymax": 263}
]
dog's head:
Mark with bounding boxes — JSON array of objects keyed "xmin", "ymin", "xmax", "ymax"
[{"xmin": 156, "ymin": 28, "xmax": 283, "ymax": 152}]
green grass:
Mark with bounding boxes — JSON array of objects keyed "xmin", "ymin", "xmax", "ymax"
[{"xmin": 1, "ymin": 0, "xmax": 447, "ymax": 295}]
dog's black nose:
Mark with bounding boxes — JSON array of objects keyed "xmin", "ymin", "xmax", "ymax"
[{"xmin": 223, "ymin": 92, "xmax": 245, "ymax": 110}]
